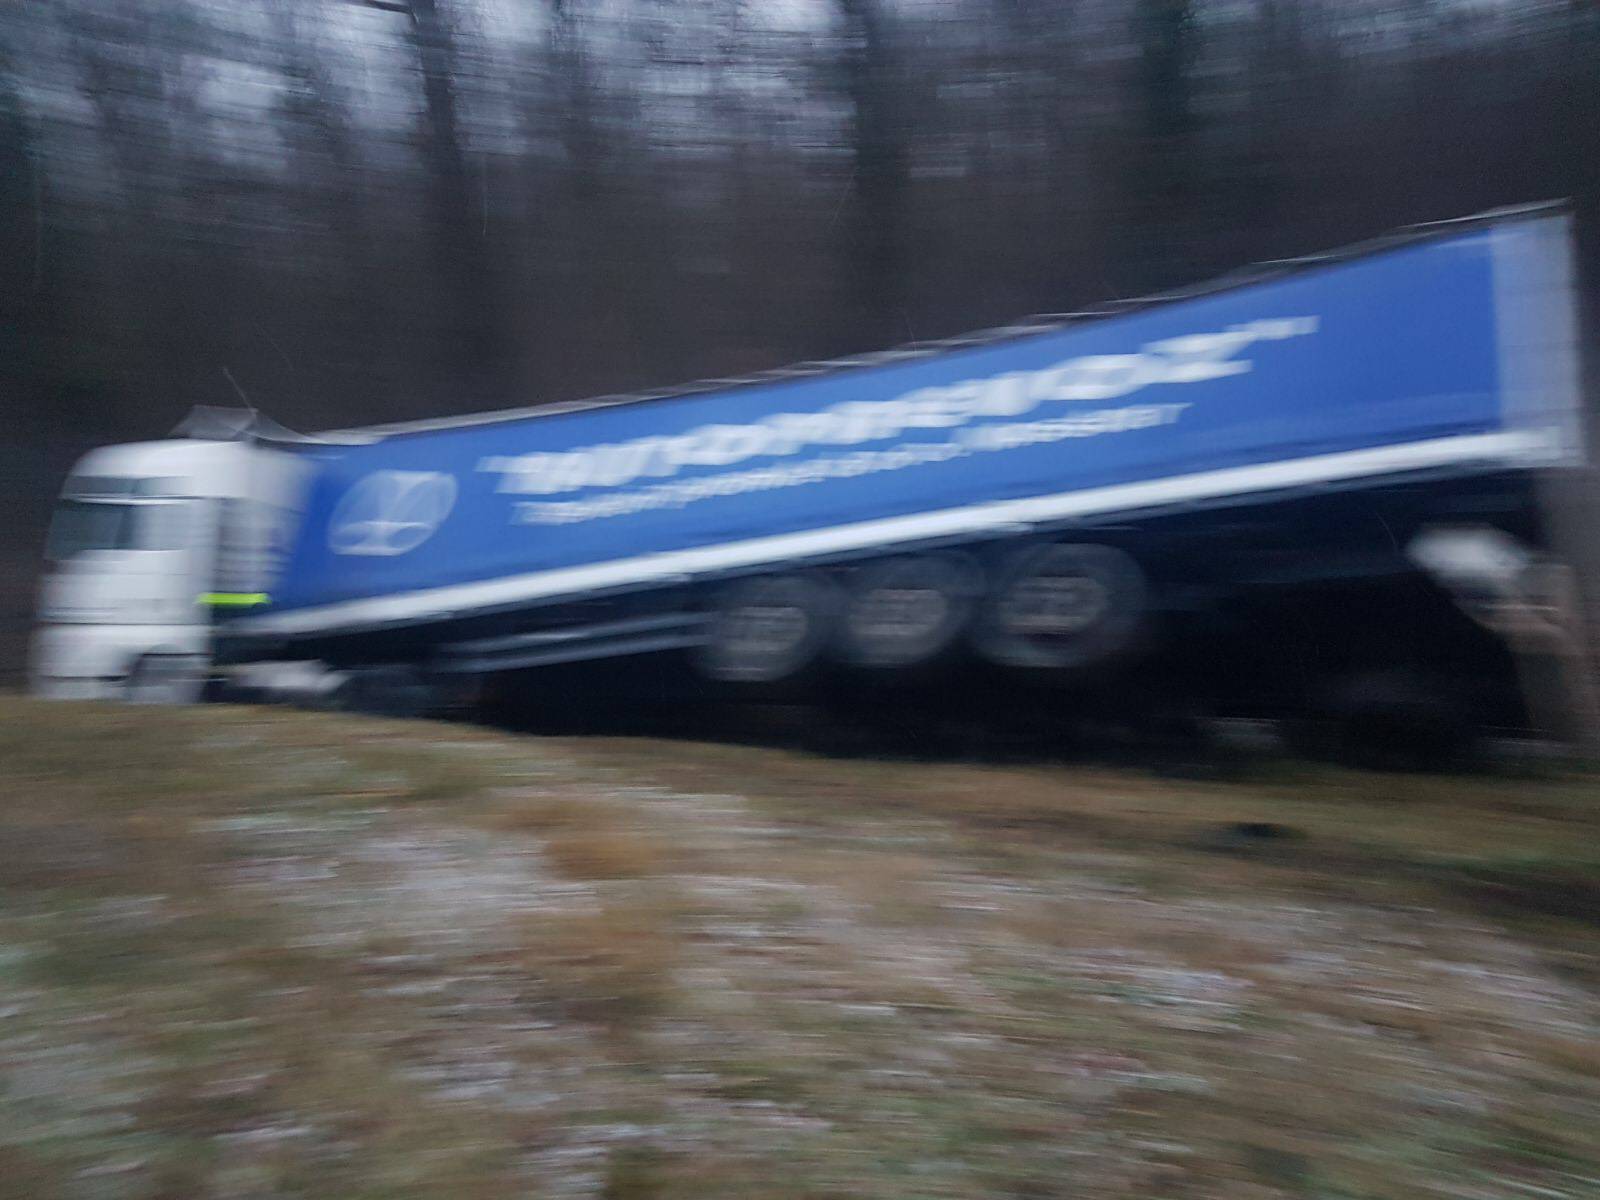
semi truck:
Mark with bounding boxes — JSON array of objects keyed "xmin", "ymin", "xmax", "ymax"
[{"xmin": 29, "ymin": 203, "xmax": 1591, "ymax": 754}]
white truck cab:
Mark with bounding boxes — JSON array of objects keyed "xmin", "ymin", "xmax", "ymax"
[{"xmin": 30, "ymin": 434, "xmax": 305, "ymax": 702}]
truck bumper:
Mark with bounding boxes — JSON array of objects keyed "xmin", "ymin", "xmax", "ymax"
[{"xmin": 29, "ymin": 624, "xmax": 209, "ymax": 700}]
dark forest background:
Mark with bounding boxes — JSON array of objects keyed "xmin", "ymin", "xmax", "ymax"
[{"xmin": 2, "ymin": 0, "xmax": 1598, "ymax": 675}]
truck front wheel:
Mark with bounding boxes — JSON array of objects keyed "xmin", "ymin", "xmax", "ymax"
[{"xmin": 124, "ymin": 654, "xmax": 210, "ymax": 705}]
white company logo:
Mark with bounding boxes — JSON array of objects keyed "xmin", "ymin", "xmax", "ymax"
[{"xmin": 328, "ymin": 471, "xmax": 457, "ymax": 556}]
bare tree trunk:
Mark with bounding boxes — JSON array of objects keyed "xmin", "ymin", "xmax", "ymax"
[
  {"xmin": 395, "ymin": 0, "xmax": 509, "ymax": 405},
  {"xmin": 837, "ymin": 0, "xmax": 907, "ymax": 346},
  {"xmin": 1121, "ymin": 0, "xmax": 1200, "ymax": 289}
]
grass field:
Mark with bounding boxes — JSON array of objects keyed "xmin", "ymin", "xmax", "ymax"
[{"xmin": 2, "ymin": 697, "xmax": 1599, "ymax": 1199}]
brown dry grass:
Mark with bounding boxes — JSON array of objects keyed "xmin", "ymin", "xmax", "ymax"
[
  {"xmin": 485, "ymin": 792, "xmax": 667, "ymax": 882},
  {"xmin": 556, "ymin": 733, "xmax": 1600, "ymax": 912},
  {"xmin": 2, "ymin": 698, "xmax": 1600, "ymax": 1200},
  {"xmin": 515, "ymin": 895, "xmax": 683, "ymax": 1029}
]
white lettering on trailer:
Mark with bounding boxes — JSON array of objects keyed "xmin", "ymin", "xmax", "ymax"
[
  {"xmin": 511, "ymin": 404, "xmax": 1193, "ymax": 526},
  {"xmin": 477, "ymin": 318, "xmax": 1318, "ymax": 496}
]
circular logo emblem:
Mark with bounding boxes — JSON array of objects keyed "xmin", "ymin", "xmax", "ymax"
[{"xmin": 328, "ymin": 471, "xmax": 457, "ymax": 557}]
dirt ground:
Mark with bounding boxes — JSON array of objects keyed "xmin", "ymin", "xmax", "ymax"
[{"xmin": 2, "ymin": 697, "xmax": 1599, "ymax": 1199}]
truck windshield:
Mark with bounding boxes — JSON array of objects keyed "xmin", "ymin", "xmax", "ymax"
[{"xmin": 46, "ymin": 500, "xmax": 187, "ymax": 560}]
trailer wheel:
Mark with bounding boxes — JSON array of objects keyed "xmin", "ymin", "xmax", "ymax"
[
  {"xmin": 697, "ymin": 573, "xmax": 840, "ymax": 683},
  {"xmin": 972, "ymin": 543, "xmax": 1146, "ymax": 670},
  {"xmin": 835, "ymin": 555, "xmax": 981, "ymax": 669}
]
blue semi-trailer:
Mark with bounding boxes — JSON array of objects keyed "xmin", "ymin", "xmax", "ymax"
[{"xmin": 29, "ymin": 203, "xmax": 1590, "ymax": 752}]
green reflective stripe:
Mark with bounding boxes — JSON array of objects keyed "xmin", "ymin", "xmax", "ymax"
[{"xmin": 199, "ymin": 592, "xmax": 270, "ymax": 607}]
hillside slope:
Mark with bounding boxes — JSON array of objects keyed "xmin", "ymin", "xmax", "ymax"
[{"xmin": 2, "ymin": 699, "xmax": 1600, "ymax": 1199}]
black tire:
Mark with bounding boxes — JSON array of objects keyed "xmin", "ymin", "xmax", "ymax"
[
  {"xmin": 835, "ymin": 554, "xmax": 981, "ymax": 669},
  {"xmin": 971, "ymin": 543, "xmax": 1146, "ymax": 670},
  {"xmin": 695, "ymin": 573, "xmax": 840, "ymax": 684},
  {"xmin": 124, "ymin": 654, "xmax": 209, "ymax": 706}
]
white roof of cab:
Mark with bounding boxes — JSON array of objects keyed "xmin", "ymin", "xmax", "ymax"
[{"xmin": 67, "ymin": 440, "xmax": 253, "ymax": 498}]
